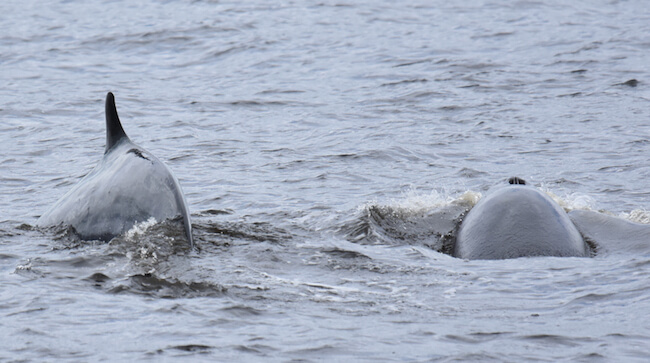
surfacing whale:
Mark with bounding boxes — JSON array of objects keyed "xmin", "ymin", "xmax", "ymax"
[
  {"xmin": 37, "ymin": 92, "xmax": 193, "ymax": 246},
  {"xmin": 454, "ymin": 177, "xmax": 589, "ymax": 260}
]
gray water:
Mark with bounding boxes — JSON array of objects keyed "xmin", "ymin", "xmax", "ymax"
[{"xmin": 2, "ymin": 0, "xmax": 650, "ymax": 361}]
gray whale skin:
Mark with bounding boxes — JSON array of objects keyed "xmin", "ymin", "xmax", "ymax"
[
  {"xmin": 37, "ymin": 92, "xmax": 193, "ymax": 246},
  {"xmin": 454, "ymin": 179, "xmax": 588, "ymax": 260}
]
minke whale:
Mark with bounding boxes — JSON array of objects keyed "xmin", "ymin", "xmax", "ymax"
[
  {"xmin": 37, "ymin": 92, "xmax": 193, "ymax": 246},
  {"xmin": 454, "ymin": 177, "xmax": 589, "ymax": 260}
]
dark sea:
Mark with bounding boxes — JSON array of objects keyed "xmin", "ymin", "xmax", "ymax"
[{"xmin": 1, "ymin": 0, "xmax": 649, "ymax": 361}]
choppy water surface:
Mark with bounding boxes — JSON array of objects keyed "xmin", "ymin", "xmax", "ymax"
[{"xmin": 2, "ymin": 0, "xmax": 650, "ymax": 361}]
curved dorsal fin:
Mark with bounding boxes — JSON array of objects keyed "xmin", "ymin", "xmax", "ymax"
[{"xmin": 105, "ymin": 92, "xmax": 129, "ymax": 153}]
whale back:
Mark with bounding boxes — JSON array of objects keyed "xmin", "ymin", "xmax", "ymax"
[
  {"xmin": 37, "ymin": 93, "xmax": 193, "ymax": 246},
  {"xmin": 455, "ymin": 186, "xmax": 588, "ymax": 259}
]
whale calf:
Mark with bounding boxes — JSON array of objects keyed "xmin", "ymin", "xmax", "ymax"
[
  {"xmin": 454, "ymin": 178, "xmax": 588, "ymax": 259},
  {"xmin": 37, "ymin": 92, "xmax": 193, "ymax": 246}
]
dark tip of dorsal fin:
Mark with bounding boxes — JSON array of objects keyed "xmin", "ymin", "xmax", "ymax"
[{"xmin": 105, "ymin": 92, "xmax": 129, "ymax": 153}]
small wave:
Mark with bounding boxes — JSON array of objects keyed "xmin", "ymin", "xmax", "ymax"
[
  {"xmin": 519, "ymin": 334, "xmax": 595, "ymax": 347},
  {"xmin": 78, "ymin": 24, "xmax": 233, "ymax": 53},
  {"xmin": 169, "ymin": 344, "xmax": 213, "ymax": 352},
  {"xmin": 0, "ymin": 253, "xmax": 18, "ymax": 261},
  {"xmin": 220, "ymin": 305, "xmax": 264, "ymax": 317},
  {"xmin": 38, "ymin": 224, "xmax": 84, "ymax": 248},
  {"xmin": 444, "ymin": 331, "xmax": 512, "ymax": 344},
  {"xmin": 392, "ymin": 58, "xmax": 434, "ymax": 68},
  {"xmin": 380, "ymin": 78, "xmax": 428, "ymax": 87},
  {"xmin": 227, "ymin": 100, "xmax": 290, "ymax": 107},
  {"xmin": 322, "ymin": 247, "xmax": 370, "ymax": 260},
  {"xmin": 200, "ymin": 209, "xmax": 233, "ymax": 216},
  {"xmin": 233, "ymin": 344, "xmax": 277, "ymax": 355},
  {"xmin": 85, "ymin": 272, "xmax": 111, "ymax": 285},
  {"xmin": 566, "ymin": 292, "xmax": 616, "ymax": 306},
  {"xmin": 338, "ymin": 190, "xmax": 472, "ymax": 253},
  {"xmin": 109, "ymin": 273, "xmax": 226, "ymax": 299},
  {"xmin": 193, "ymin": 220, "xmax": 291, "ymax": 246}
]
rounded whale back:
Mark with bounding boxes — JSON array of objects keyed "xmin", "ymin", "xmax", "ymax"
[
  {"xmin": 455, "ymin": 186, "xmax": 588, "ymax": 260},
  {"xmin": 37, "ymin": 93, "xmax": 193, "ymax": 246}
]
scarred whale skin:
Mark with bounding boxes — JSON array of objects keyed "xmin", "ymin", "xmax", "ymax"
[
  {"xmin": 454, "ymin": 185, "xmax": 588, "ymax": 260},
  {"xmin": 37, "ymin": 92, "xmax": 193, "ymax": 245}
]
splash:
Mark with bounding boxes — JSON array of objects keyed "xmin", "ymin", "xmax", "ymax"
[
  {"xmin": 542, "ymin": 187, "xmax": 650, "ymax": 224},
  {"xmin": 620, "ymin": 209, "xmax": 650, "ymax": 224},
  {"xmin": 456, "ymin": 190, "xmax": 482, "ymax": 207},
  {"xmin": 15, "ymin": 259, "xmax": 32, "ymax": 271},
  {"xmin": 124, "ymin": 217, "xmax": 159, "ymax": 240},
  {"xmin": 342, "ymin": 188, "xmax": 472, "ymax": 250},
  {"xmin": 119, "ymin": 217, "xmax": 163, "ymax": 267},
  {"xmin": 376, "ymin": 188, "xmax": 481, "ymax": 217},
  {"xmin": 542, "ymin": 188, "xmax": 596, "ymax": 212}
]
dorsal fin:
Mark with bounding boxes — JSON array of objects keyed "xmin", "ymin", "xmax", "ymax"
[{"xmin": 105, "ymin": 92, "xmax": 129, "ymax": 153}]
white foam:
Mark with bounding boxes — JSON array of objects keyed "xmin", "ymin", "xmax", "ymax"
[
  {"xmin": 543, "ymin": 188, "xmax": 596, "ymax": 212},
  {"xmin": 139, "ymin": 246, "xmax": 158, "ymax": 262},
  {"xmin": 620, "ymin": 209, "xmax": 650, "ymax": 224},
  {"xmin": 455, "ymin": 190, "xmax": 482, "ymax": 207},
  {"xmin": 379, "ymin": 188, "xmax": 481, "ymax": 216},
  {"xmin": 15, "ymin": 260, "xmax": 32, "ymax": 271},
  {"xmin": 125, "ymin": 217, "xmax": 158, "ymax": 240},
  {"xmin": 370, "ymin": 185, "xmax": 650, "ymax": 227},
  {"xmin": 383, "ymin": 186, "xmax": 599, "ymax": 215},
  {"xmin": 541, "ymin": 187, "xmax": 650, "ymax": 224}
]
